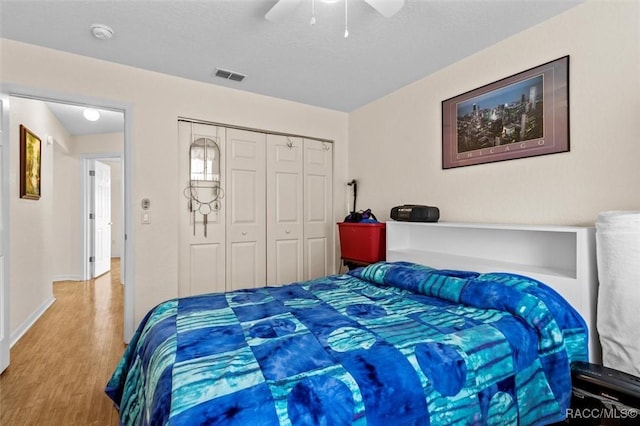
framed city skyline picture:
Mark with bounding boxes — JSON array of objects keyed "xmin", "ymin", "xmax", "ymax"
[{"xmin": 442, "ymin": 56, "xmax": 569, "ymax": 169}]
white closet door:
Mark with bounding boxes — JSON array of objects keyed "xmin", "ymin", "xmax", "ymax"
[
  {"xmin": 178, "ymin": 122, "xmax": 226, "ymax": 296},
  {"xmin": 267, "ymin": 135, "xmax": 303, "ymax": 286},
  {"xmin": 303, "ymin": 139, "xmax": 334, "ymax": 280},
  {"xmin": 226, "ymin": 128, "xmax": 266, "ymax": 290}
]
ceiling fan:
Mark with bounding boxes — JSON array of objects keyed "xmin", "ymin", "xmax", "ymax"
[{"xmin": 265, "ymin": 0, "xmax": 405, "ymax": 22}]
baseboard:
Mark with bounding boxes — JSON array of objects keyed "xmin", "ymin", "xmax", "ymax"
[
  {"xmin": 52, "ymin": 274, "xmax": 82, "ymax": 282},
  {"xmin": 10, "ymin": 296, "xmax": 56, "ymax": 348}
]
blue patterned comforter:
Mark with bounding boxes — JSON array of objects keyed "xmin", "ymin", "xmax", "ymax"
[{"xmin": 106, "ymin": 262, "xmax": 588, "ymax": 425}]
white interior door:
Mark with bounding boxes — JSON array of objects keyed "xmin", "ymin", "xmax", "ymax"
[
  {"xmin": 178, "ymin": 122, "xmax": 226, "ymax": 296},
  {"xmin": 267, "ymin": 135, "xmax": 303, "ymax": 286},
  {"xmin": 0, "ymin": 95, "xmax": 9, "ymax": 373},
  {"xmin": 92, "ymin": 160, "xmax": 111, "ymax": 277},
  {"xmin": 226, "ymin": 128, "xmax": 266, "ymax": 290},
  {"xmin": 304, "ymin": 139, "xmax": 334, "ymax": 280}
]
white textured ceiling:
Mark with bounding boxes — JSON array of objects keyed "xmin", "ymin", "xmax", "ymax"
[
  {"xmin": 0, "ymin": 0, "xmax": 582, "ymax": 113},
  {"xmin": 44, "ymin": 102, "xmax": 124, "ymax": 136}
]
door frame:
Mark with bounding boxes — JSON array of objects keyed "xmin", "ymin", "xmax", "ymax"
[
  {"xmin": 0, "ymin": 83, "xmax": 135, "ymax": 345},
  {"xmin": 82, "ymin": 155, "xmax": 121, "ymax": 281},
  {"xmin": 0, "ymin": 93, "xmax": 10, "ymax": 373}
]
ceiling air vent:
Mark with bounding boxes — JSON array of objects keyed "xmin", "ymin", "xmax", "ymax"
[{"xmin": 213, "ymin": 68, "xmax": 246, "ymax": 82}]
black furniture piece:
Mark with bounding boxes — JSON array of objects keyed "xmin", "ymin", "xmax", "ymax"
[{"xmin": 556, "ymin": 362, "xmax": 640, "ymax": 425}]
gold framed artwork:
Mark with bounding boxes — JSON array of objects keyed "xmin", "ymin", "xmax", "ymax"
[{"xmin": 19, "ymin": 124, "xmax": 42, "ymax": 200}]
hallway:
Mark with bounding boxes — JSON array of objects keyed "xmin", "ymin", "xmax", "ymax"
[{"xmin": 0, "ymin": 259, "xmax": 124, "ymax": 425}]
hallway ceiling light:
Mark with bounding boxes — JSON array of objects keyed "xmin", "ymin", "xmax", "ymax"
[{"xmin": 83, "ymin": 108, "xmax": 100, "ymax": 121}]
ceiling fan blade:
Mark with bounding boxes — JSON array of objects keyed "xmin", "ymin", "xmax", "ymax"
[
  {"xmin": 265, "ymin": 0, "xmax": 305, "ymax": 22},
  {"xmin": 364, "ymin": 0, "xmax": 405, "ymax": 18}
]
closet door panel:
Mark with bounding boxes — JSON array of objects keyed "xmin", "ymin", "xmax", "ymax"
[
  {"xmin": 190, "ymin": 244, "xmax": 224, "ymax": 295},
  {"xmin": 306, "ymin": 174, "xmax": 328, "ymax": 222},
  {"xmin": 304, "ymin": 139, "xmax": 334, "ymax": 280},
  {"xmin": 275, "ymin": 239, "xmax": 301, "ymax": 284},
  {"xmin": 226, "ymin": 128, "xmax": 266, "ymax": 289},
  {"xmin": 178, "ymin": 122, "xmax": 226, "ymax": 296},
  {"xmin": 267, "ymin": 135, "xmax": 303, "ymax": 285},
  {"xmin": 306, "ymin": 237, "xmax": 328, "ymax": 279},
  {"xmin": 229, "ymin": 169, "xmax": 258, "ymax": 224},
  {"xmin": 228, "ymin": 241, "xmax": 260, "ymax": 291}
]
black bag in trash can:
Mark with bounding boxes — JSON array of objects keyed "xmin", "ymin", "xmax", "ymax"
[{"xmin": 344, "ymin": 208, "xmax": 378, "ymax": 223}]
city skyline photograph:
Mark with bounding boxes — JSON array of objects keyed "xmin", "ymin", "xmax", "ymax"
[{"xmin": 456, "ymin": 74, "xmax": 544, "ymax": 153}]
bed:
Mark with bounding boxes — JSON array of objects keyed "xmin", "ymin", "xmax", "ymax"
[{"xmin": 106, "ymin": 260, "xmax": 588, "ymax": 425}]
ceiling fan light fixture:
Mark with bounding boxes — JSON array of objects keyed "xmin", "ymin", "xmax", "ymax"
[
  {"xmin": 344, "ymin": 0, "xmax": 349, "ymax": 38},
  {"xmin": 310, "ymin": 0, "xmax": 316, "ymax": 25},
  {"xmin": 266, "ymin": 0, "xmax": 404, "ymax": 37}
]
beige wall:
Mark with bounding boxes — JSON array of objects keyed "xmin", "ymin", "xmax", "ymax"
[
  {"xmin": 108, "ymin": 159, "xmax": 123, "ymax": 259},
  {"xmin": 52, "ymin": 140, "xmax": 80, "ymax": 280},
  {"xmin": 8, "ymin": 97, "xmax": 68, "ymax": 338},
  {"xmin": 349, "ymin": 1, "xmax": 640, "ymax": 225},
  {"xmin": 73, "ymin": 133, "xmax": 124, "ymax": 156},
  {"xmin": 1, "ymin": 38, "xmax": 349, "ymax": 334}
]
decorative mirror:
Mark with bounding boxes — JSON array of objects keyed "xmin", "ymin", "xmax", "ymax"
[
  {"xmin": 190, "ymin": 137, "xmax": 220, "ymax": 182},
  {"xmin": 184, "ymin": 136, "xmax": 224, "ymax": 237}
]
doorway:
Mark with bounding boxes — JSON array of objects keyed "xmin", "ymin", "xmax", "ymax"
[
  {"xmin": 0, "ymin": 94, "xmax": 9, "ymax": 373},
  {"xmin": 0, "ymin": 89, "xmax": 134, "ymax": 374},
  {"xmin": 83, "ymin": 156, "xmax": 123, "ymax": 282}
]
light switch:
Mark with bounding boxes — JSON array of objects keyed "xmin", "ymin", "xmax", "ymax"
[{"xmin": 141, "ymin": 211, "xmax": 151, "ymax": 224}]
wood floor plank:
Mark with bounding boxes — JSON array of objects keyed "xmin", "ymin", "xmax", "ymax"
[{"xmin": 0, "ymin": 259, "xmax": 124, "ymax": 426}]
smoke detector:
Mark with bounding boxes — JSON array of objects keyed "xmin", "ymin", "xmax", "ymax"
[{"xmin": 91, "ymin": 24, "xmax": 114, "ymax": 40}]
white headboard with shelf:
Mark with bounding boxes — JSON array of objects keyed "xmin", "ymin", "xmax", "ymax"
[{"xmin": 386, "ymin": 221, "xmax": 601, "ymax": 363}]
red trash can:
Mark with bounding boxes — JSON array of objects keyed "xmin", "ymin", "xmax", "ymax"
[{"xmin": 337, "ymin": 222, "xmax": 386, "ymax": 266}]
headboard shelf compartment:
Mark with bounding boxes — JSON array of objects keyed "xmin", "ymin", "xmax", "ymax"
[
  {"xmin": 386, "ymin": 221, "xmax": 600, "ymax": 362},
  {"xmin": 388, "ymin": 248, "xmax": 575, "ymax": 279}
]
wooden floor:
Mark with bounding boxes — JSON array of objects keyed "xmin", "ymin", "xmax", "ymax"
[{"xmin": 0, "ymin": 259, "xmax": 125, "ymax": 425}]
